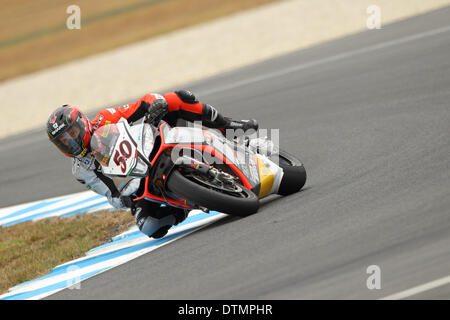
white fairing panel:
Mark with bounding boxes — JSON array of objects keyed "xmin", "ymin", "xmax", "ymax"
[
  {"xmin": 91, "ymin": 119, "xmax": 154, "ymax": 195},
  {"xmin": 100, "ymin": 122, "xmax": 138, "ymax": 176},
  {"xmin": 164, "ymin": 127, "xmax": 205, "ymax": 144}
]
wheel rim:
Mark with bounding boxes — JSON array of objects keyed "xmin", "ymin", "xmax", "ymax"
[{"xmin": 184, "ymin": 171, "xmax": 251, "ymax": 198}]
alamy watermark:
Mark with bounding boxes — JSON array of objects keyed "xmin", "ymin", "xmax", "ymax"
[
  {"xmin": 367, "ymin": 5, "xmax": 382, "ymax": 30},
  {"xmin": 366, "ymin": 265, "xmax": 381, "ymax": 290},
  {"xmin": 66, "ymin": 5, "xmax": 81, "ymax": 30},
  {"xmin": 169, "ymin": 121, "xmax": 280, "ymax": 167},
  {"xmin": 66, "ymin": 265, "xmax": 82, "ymax": 290}
]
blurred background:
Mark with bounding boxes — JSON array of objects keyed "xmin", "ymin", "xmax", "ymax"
[
  {"xmin": 1, "ymin": 0, "xmax": 447, "ymax": 139},
  {"xmin": 0, "ymin": 0, "xmax": 278, "ymax": 82},
  {"xmin": 1, "ymin": 0, "xmax": 450, "ymax": 300}
]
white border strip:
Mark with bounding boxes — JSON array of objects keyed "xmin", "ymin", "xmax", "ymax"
[
  {"xmin": 380, "ymin": 275, "xmax": 450, "ymax": 300},
  {"xmin": 0, "ymin": 210, "xmax": 226, "ymax": 300}
]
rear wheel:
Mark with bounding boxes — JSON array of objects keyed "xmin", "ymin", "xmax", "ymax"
[
  {"xmin": 166, "ymin": 169, "xmax": 259, "ymax": 216},
  {"xmin": 275, "ymin": 150, "xmax": 307, "ymax": 196}
]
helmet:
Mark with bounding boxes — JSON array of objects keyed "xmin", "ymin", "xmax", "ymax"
[{"xmin": 47, "ymin": 105, "xmax": 91, "ymax": 157}]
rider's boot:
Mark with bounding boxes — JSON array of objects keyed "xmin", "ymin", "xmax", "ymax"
[
  {"xmin": 221, "ymin": 118, "xmax": 277, "ymax": 156},
  {"xmin": 246, "ymin": 136, "xmax": 278, "ymax": 156},
  {"xmin": 223, "ymin": 118, "xmax": 259, "ymax": 132}
]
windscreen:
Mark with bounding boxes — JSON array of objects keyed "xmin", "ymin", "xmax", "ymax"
[{"xmin": 90, "ymin": 124, "xmax": 120, "ymax": 167}]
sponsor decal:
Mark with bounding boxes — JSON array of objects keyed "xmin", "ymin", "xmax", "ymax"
[
  {"xmin": 256, "ymin": 157, "xmax": 274, "ymax": 198},
  {"xmin": 210, "ymin": 107, "xmax": 218, "ymax": 121},
  {"xmin": 93, "ymin": 115, "xmax": 104, "ymax": 130},
  {"xmin": 230, "ymin": 121, "xmax": 243, "ymax": 128},
  {"xmin": 82, "ymin": 156, "xmax": 97, "ymax": 169},
  {"xmin": 77, "ymin": 148, "xmax": 88, "ymax": 158},
  {"xmin": 107, "ymin": 108, "xmax": 117, "ymax": 114},
  {"xmin": 51, "ymin": 123, "xmax": 66, "ymax": 135}
]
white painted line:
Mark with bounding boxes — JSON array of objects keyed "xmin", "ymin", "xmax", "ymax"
[
  {"xmin": 199, "ymin": 24, "xmax": 450, "ymax": 96},
  {"xmin": 29, "ymin": 289, "xmax": 63, "ymax": 301},
  {"xmin": 0, "ymin": 191, "xmax": 97, "ymax": 225},
  {"xmin": 32, "ymin": 197, "xmax": 107, "ymax": 221},
  {"xmin": 0, "ymin": 192, "xmax": 77, "ymax": 219},
  {"xmin": 4, "ymin": 252, "xmax": 138, "ymax": 295},
  {"xmin": 0, "ymin": 191, "xmax": 86, "ymax": 212},
  {"xmin": 53, "ymin": 214, "xmax": 226, "ymax": 298},
  {"xmin": 111, "ymin": 226, "xmax": 139, "ymax": 240},
  {"xmin": 85, "ymin": 204, "xmax": 113, "ymax": 214},
  {"xmin": 0, "ymin": 202, "xmax": 41, "ymax": 219},
  {"xmin": 0, "ymin": 212, "xmax": 227, "ymax": 300},
  {"xmin": 86, "ymin": 212, "xmax": 224, "ymax": 257},
  {"xmin": 380, "ymin": 275, "xmax": 450, "ymax": 300}
]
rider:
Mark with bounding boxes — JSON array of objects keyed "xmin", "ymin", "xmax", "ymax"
[{"xmin": 47, "ymin": 90, "xmax": 259, "ymax": 239}]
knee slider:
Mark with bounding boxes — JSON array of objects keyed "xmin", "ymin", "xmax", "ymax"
[
  {"xmin": 135, "ymin": 209, "xmax": 176, "ymax": 238},
  {"xmin": 151, "ymin": 225, "xmax": 171, "ymax": 239}
]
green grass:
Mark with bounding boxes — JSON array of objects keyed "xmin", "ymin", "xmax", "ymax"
[{"xmin": 0, "ymin": 210, "xmax": 135, "ymax": 294}]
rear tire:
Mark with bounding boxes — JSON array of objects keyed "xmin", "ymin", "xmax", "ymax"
[
  {"xmin": 276, "ymin": 150, "xmax": 307, "ymax": 196},
  {"xmin": 166, "ymin": 170, "xmax": 260, "ymax": 216}
]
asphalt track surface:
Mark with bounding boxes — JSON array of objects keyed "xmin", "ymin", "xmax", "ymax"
[{"xmin": 1, "ymin": 7, "xmax": 449, "ymax": 299}]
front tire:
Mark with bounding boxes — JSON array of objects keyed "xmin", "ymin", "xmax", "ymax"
[{"xmin": 166, "ymin": 170, "xmax": 259, "ymax": 216}]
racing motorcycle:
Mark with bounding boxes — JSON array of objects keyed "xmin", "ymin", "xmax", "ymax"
[{"xmin": 90, "ymin": 117, "xmax": 306, "ymax": 216}]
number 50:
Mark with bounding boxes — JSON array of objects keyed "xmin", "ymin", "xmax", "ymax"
[{"xmin": 113, "ymin": 141, "xmax": 132, "ymax": 173}]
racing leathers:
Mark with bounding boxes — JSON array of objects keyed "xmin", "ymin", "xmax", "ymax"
[{"xmin": 72, "ymin": 90, "xmax": 258, "ymax": 239}]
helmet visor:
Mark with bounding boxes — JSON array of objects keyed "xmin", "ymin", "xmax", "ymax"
[{"xmin": 51, "ymin": 115, "xmax": 87, "ymax": 157}]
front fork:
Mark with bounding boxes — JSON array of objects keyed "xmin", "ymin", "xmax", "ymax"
[{"xmin": 173, "ymin": 156, "xmax": 236, "ymax": 186}]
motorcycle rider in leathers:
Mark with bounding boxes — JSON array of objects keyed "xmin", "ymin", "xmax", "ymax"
[{"xmin": 47, "ymin": 90, "xmax": 261, "ymax": 239}]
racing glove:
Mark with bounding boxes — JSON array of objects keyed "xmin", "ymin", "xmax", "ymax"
[
  {"xmin": 120, "ymin": 195, "xmax": 137, "ymax": 215},
  {"xmin": 200, "ymin": 103, "xmax": 259, "ymax": 132},
  {"xmin": 146, "ymin": 99, "xmax": 169, "ymax": 126}
]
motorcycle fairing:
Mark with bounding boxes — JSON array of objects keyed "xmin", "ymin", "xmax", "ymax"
[
  {"xmin": 134, "ymin": 122, "xmax": 274, "ymax": 208},
  {"xmin": 163, "ymin": 125, "xmax": 263, "ymax": 189},
  {"xmin": 91, "ymin": 119, "xmax": 153, "ymax": 194},
  {"xmin": 93, "ymin": 120, "xmax": 284, "ymax": 210}
]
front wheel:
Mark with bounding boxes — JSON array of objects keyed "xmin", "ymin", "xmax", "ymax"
[{"xmin": 166, "ymin": 169, "xmax": 259, "ymax": 216}]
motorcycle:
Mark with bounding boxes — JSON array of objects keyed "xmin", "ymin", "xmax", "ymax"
[{"xmin": 90, "ymin": 117, "xmax": 306, "ymax": 216}]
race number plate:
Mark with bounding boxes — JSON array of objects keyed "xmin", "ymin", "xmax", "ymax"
[{"xmin": 102, "ymin": 123, "xmax": 138, "ymax": 176}]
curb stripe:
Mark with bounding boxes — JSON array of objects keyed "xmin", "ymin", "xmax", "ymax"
[{"xmin": 0, "ymin": 202, "xmax": 227, "ymax": 300}]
